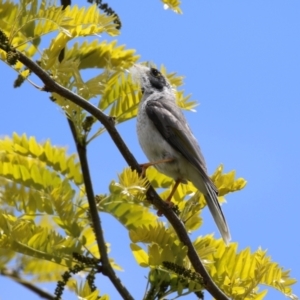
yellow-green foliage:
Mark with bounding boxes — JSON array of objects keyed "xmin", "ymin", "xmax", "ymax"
[
  {"xmin": 0, "ymin": 0, "xmax": 194, "ymax": 140},
  {"xmin": 193, "ymin": 236, "xmax": 298, "ymax": 300},
  {"xmin": 98, "ymin": 168, "xmax": 158, "ymax": 231},
  {"xmin": 0, "ymin": 134, "xmax": 119, "ymax": 282},
  {"xmin": 71, "ymin": 271, "xmax": 110, "ymax": 300},
  {"xmin": 0, "ymin": 134, "xmax": 297, "ymax": 299},
  {"xmin": 0, "ymin": 0, "xmax": 119, "ymax": 66},
  {"xmin": 114, "ymin": 167, "xmax": 296, "ymax": 299},
  {"xmin": 0, "ymin": 0, "xmax": 297, "ymax": 299}
]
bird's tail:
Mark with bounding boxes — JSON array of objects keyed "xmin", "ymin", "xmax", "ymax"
[{"xmin": 205, "ymin": 183, "xmax": 231, "ymax": 245}]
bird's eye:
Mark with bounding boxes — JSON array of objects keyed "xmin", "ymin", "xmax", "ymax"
[
  {"xmin": 150, "ymin": 68, "xmax": 161, "ymax": 77},
  {"xmin": 148, "ymin": 68, "xmax": 166, "ymax": 90},
  {"xmin": 141, "ymin": 87, "xmax": 145, "ymax": 94}
]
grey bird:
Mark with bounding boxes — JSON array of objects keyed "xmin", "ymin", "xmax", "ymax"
[{"xmin": 132, "ymin": 64, "xmax": 231, "ymax": 245}]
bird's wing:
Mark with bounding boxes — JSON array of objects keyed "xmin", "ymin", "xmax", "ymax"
[
  {"xmin": 145, "ymin": 99, "xmax": 217, "ymax": 192},
  {"xmin": 146, "ymin": 99, "xmax": 231, "ymax": 244}
]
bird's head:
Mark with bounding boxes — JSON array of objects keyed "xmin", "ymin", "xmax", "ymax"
[{"xmin": 130, "ymin": 64, "xmax": 174, "ymax": 99}]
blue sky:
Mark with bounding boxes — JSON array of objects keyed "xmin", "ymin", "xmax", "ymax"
[{"xmin": 1, "ymin": 0, "xmax": 299, "ymax": 299}]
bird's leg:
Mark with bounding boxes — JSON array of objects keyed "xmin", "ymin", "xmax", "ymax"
[
  {"xmin": 140, "ymin": 158, "xmax": 174, "ymax": 177},
  {"xmin": 157, "ymin": 179, "xmax": 181, "ymax": 216},
  {"xmin": 139, "ymin": 158, "xmax": 180, "ymax": 216},
  {"xmin": 165, "ymin": 179, "xmax": 181, "ymax": 203}
]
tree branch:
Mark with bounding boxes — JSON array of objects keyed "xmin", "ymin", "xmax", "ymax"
[
  {"xmin": 0, "ymin": 42, "xmax": 230, "ymax": 300},
  {"xmin": 0, "ymin": 268, "xmax": 55, "ymax": 300},
  {"xmin": 66, "ymin": 119, "xmax": 134, "ymax": 300}
]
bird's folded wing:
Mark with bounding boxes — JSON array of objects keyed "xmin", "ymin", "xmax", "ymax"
[{"xmin": 145, "ymin": 99, "xmax": 217, "ymax": 192}]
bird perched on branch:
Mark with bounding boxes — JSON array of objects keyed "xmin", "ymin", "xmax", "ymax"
[{"xmin": 131, "ymin": 64, "xmax": 231, "ymax": 245}]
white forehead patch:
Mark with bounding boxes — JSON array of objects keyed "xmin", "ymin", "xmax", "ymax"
[{"xmin": 129, "ymin": 64, "xmax": 150, "ymax": 85}]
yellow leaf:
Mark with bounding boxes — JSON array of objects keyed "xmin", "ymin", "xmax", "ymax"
[
  {"xmin": 148, "ymin": 243, "xmax": 161, "ymax": 266},
  {"xmin": 130, "ymin": 243, "xmax": 149, "ymax": 267}
]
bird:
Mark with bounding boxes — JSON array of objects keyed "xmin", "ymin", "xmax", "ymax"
[{"xmin": 131, "ymin": 64, "xmax": 231, "ymax": 245}]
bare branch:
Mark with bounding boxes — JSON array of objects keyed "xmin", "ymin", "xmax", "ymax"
[
  {"xmin": 1, "ymin": 268, "xmax": 55, "ymax": 300},
  {"xmin": 67, "ymin": 119, "xmax": 134, "ymax": 300}
]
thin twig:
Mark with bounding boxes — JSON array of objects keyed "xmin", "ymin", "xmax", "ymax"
[
  {"xmin": 67, "ymin": 119, "xmax": 134, "ymax": 300},
  {"xmin": 0, "ymin": 43, "xmax": 230, "ymax": 300},
  {"xmin": 1, "ymin": 268, "xmax": 55, "ymax": 300}
]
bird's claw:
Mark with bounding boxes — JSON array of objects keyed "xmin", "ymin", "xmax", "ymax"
[{"xmin": 139, "ymin": 163, "xmax": 152, "ymax": 177}]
